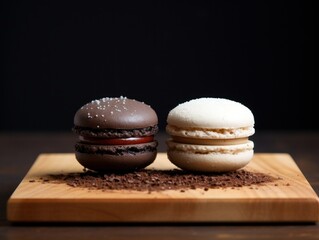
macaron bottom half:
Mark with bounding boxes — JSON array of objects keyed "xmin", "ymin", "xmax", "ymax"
[
  {"xmin": 166, "ymin": 140, "xmax": 254, "ymax": 172},
  {"xmin": 75, "ymin": 141, "xmax": 157, "ymax": 172}
]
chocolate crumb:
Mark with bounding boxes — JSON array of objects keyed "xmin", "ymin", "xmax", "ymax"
[
  {"xmin": 43, "ymin": 169, "xmax": 276, "ymax": 192},
  {"xmin": 29, "ymin": 179, "xmax": 35, "ymax": 183}
]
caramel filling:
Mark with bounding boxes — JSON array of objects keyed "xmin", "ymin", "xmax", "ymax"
[{"xmin": 171, "ymin": 136, "xmax": 249, "ymax": 145}]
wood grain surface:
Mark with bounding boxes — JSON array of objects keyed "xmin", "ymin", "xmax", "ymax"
[{"xmin": 7, "ymin": 153, "xmax": 319, "ymax": 223}]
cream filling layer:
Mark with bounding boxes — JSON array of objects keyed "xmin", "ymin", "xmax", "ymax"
[
  {"xmin": 166, "ymin": 139, "xmax": 254, "ymax": 154},
  {"xmin": 166, "ymin": 125, "xmax": 255, "ymax": 139}
]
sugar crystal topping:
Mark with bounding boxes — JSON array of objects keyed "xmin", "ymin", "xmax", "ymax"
[
  {"xmin": 82, "ymin": 96, "xmax": 134, "ymax": 128},
  {"xmin": 84, "ymin": 96, "xmax": 128, "ymax": 114}
]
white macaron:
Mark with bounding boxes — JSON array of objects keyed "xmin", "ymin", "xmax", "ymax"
[{"xmin": 166, "ymin": 97, "xmax": 255, "ymax": 172}]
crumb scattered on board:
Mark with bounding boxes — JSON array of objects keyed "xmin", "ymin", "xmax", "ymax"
[{"xmin": 29, "ymin": 168, "xmax": 282, "ymax": 193}]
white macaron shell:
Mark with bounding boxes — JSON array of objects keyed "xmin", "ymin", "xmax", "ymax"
[
  {"xmin": 167, "ymin": 150, "xmax": 253, "ymax": 172},
  {"xmin": 167, "ymin": 98, "xmax": 254, "ymax": 129}
]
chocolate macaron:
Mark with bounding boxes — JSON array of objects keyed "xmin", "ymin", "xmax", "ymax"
[{"xmin": 73, "ymin": 96, "xmax": 158, "ymax": 172}]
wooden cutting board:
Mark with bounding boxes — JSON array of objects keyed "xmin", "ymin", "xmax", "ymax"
[{"xmin": 7, "ymin": 153, "xmax": 319, "ymax": 223}]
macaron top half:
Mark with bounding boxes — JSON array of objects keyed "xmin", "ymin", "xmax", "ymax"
[
  {"xmin": 166, "ymin": 98, "xmax": 255, "ymax": 141},
  {"xmin": 73, "ymin": 96, "xmax": 158, "ymax": 138}
]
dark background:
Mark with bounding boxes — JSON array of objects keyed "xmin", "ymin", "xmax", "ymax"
[{"xmin": 1, "ymin": 1, "xmax": 316, "ymax": 132}]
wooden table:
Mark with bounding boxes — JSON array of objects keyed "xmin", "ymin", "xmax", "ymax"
[{"xmin": 1, "ymin": 131, "xmax": 319, "ymax": 239}]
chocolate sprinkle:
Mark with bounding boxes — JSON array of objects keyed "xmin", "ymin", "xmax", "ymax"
[{"xmin": 42, "ymin": 169, "xmax": 276, "ymax": 192}]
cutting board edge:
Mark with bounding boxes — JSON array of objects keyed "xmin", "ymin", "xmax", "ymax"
[{"xmin": 7, "ymin": 197, "xmax": 319, "ymax": 223}]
